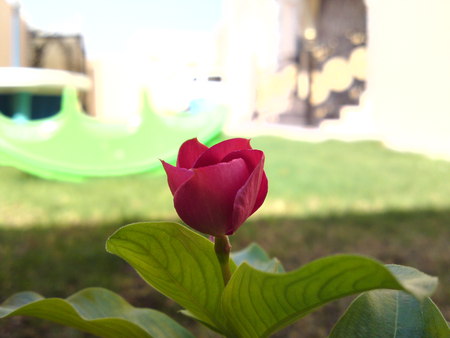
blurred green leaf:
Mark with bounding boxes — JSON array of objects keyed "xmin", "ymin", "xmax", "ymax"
[
  {"xmin": 232, "ymin": 242, "xmax": 284, "ymax": 273},
  {"xmin": 330, "ymin": 292, "xmax": 449, "ymax": 338},
  {"xmin": 222, "ymin": 256, "xmax": 438, "ymax": 337},
  {"xmin": 0, "ymin": 287, "xmax": 193, "ymax": 338},
  {"xmin": 106, "ymin": 222, "xmax": 228, "ymax": 335},
  {"xmin": 330, "ymin": 265, "xmax": 449, "ymax": 338}
]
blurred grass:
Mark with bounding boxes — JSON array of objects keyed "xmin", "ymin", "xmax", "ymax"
[
  {"xmin": 2, "ymin": 137, "xmax": 450, "ymax": 227},
  {"xmin": 1, "ymin": 136, "xmax": 449, "ymax": 337}
]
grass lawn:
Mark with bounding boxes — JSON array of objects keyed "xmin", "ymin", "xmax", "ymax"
[{"xmin": 1, "ymin": 136, "xmax": 449, "ymax": 337}]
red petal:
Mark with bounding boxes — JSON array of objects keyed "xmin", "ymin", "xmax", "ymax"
[
  {"xmin": 223, "ymin": 149, "xmax": 268, "ymax": 213},
  {"xmin": 222, "ymin": 149, "xmax": 263, "ymax": 171},
  {"xmin": 229, "ymin": 152, "xmax": 267, "ymax": 235},
  {"xmin": 252, "ymin": 172, "xmax": 268, "ymax": 214},
  {"xmin": 161, "ymin": 160, "xmax": 194, "ymax": 195},
  {"xmin": 193, "ymin": 138, "xmax": 251, "ymax": 168},
  {"xmin": 173, "ymin": 158, "xmax": 250, "ymax": 236},
  {"xmin": 177, "ymin": 138, "xmax": 209, "ymax": 169}
]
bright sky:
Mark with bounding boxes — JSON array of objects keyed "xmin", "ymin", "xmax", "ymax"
[{"xmin": 18, "ymin": 0, "xmax": 223, "ymax": 58}]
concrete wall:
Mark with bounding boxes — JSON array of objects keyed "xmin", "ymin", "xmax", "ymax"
[
  {"xmin": 86, "ymin": 57, "xmax": 141, "ymax": 121},
  {"xmin": 219, "ymin": 0, "xmax": 279, "ymax": 131},
  {"xmin": 0, "ymin": 0, "xmax": 12, "ymax": 66},
  {"xmin": 0, "ymin": 0, "xmax": 30, "ymax": 67},
  {"xmin": 365, "ymin": 0, "xmax": 450, "ymax": 158},
  {"xmin": 19, "ymin": 17, "xmax": 29, "ymax": 66}
]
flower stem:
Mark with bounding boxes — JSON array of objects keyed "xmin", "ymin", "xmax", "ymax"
[{"xmin": 214, "ymin": 235, "xmax": 232, "ymax": 285}]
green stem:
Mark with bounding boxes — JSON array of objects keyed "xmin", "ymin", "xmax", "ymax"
[{"xmin": 214, "ymin": 235, "xmax": 232, "ymax": 285}]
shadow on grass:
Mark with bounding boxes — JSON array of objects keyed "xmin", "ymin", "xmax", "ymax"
[{"xmin": 1, "ymin": 208, "xmax": 449, "ymax": 338}]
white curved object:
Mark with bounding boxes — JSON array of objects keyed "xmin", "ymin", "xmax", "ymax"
[{"xmin": 0, "ymin": 67, "xmax": 91, "ymax": 94}]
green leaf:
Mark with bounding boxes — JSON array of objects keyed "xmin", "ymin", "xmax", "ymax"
[
  {"xmin": 422, "ymin": 297, "xmax": 450, "ymax": 337},
  {"xmin": 106, "ymin": 222, "xmax": 227, "ymax": 334},
  {"xmin": 179, "ymin": 310, "xmax": 226, "ymax": 335},
  {"xmin": 221, "ymin": 255, "xmax": 438, "ymax": 338},
  {"xmin": 330, "ymin": 292, "xmax": 449, "ymax": 338},
  {"xmin": 330, "ymin": 265, "xmax": 450, "ymax": 338},
  {"xmin": 0, "ymin": 287, "xmax": 193, "ymax": 338},
  {"xmin": 232, "ymin": 243, "xmax": 285, "ymax": 273}
]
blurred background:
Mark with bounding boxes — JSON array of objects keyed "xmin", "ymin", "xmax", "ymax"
[
  {"xmin": 2, "ymin": 0, "xmax": 450, "ymax": 157},
  {"xmin": 0, "ymin": 0, "xmax": 449, "ymax": 337}
]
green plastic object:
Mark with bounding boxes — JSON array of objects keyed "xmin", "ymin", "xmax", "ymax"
[{"xmin": 0, "ymin": 88, "xmax": 226, "ymax": 181}]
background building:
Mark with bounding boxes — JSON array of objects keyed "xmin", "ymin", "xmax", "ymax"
[
  {"xmin": 0, "ymin": 0, "xmax": 90, "ymax": 119},
  {"xmin": 1, "ymin": 0, "xmax": 449, "ymax": 159},
  {"xmin": 0, "ymin": 0, "xmax": 30, "ymax": 67}
]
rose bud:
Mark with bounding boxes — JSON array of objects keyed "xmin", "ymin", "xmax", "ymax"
[{"xmin": 161, "ymin": 138, "xmax": 268, "ymax": 236}]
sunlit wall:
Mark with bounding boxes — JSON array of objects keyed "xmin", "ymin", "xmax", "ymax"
[{"xmin": 365, "ymin": 0, "xmax": 450, "ymax": 158}]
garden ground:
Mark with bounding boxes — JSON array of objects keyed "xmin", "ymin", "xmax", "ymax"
[{"xmin": 1, "ymin": 136, "xmax": 449, "ymax": 337}]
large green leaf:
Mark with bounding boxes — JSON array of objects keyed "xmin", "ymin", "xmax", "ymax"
[
  {"xmin": 330, "ymin": 265, "xmax": 449, "ymax": 338},
  {"xmin": 232, "ymin": 243, "xmax": 285, "ymax": 273},
  {"xmin": 0, "ymin": 287, "xmax": 193, "ymax": 338},
  {"xmin": 106, "ymin": 222, "xmax": 227, "ymax": 334},
  {"xmin": 221, "ymin": 256, "xmax": 438, "ymax": 337}
]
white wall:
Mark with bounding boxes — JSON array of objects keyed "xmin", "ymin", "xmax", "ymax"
[
  {"xmin": 220, "ymin": 0, "xmax": 279, "ymax": 131},
  {"xmin": 365, "ymin": 0, "xmax": 450, "ymax": 159}
]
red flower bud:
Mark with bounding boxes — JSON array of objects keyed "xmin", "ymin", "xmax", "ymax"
[{"xmin": 162, "ymin": 138, "xmax": 268, "ymax": 236}]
